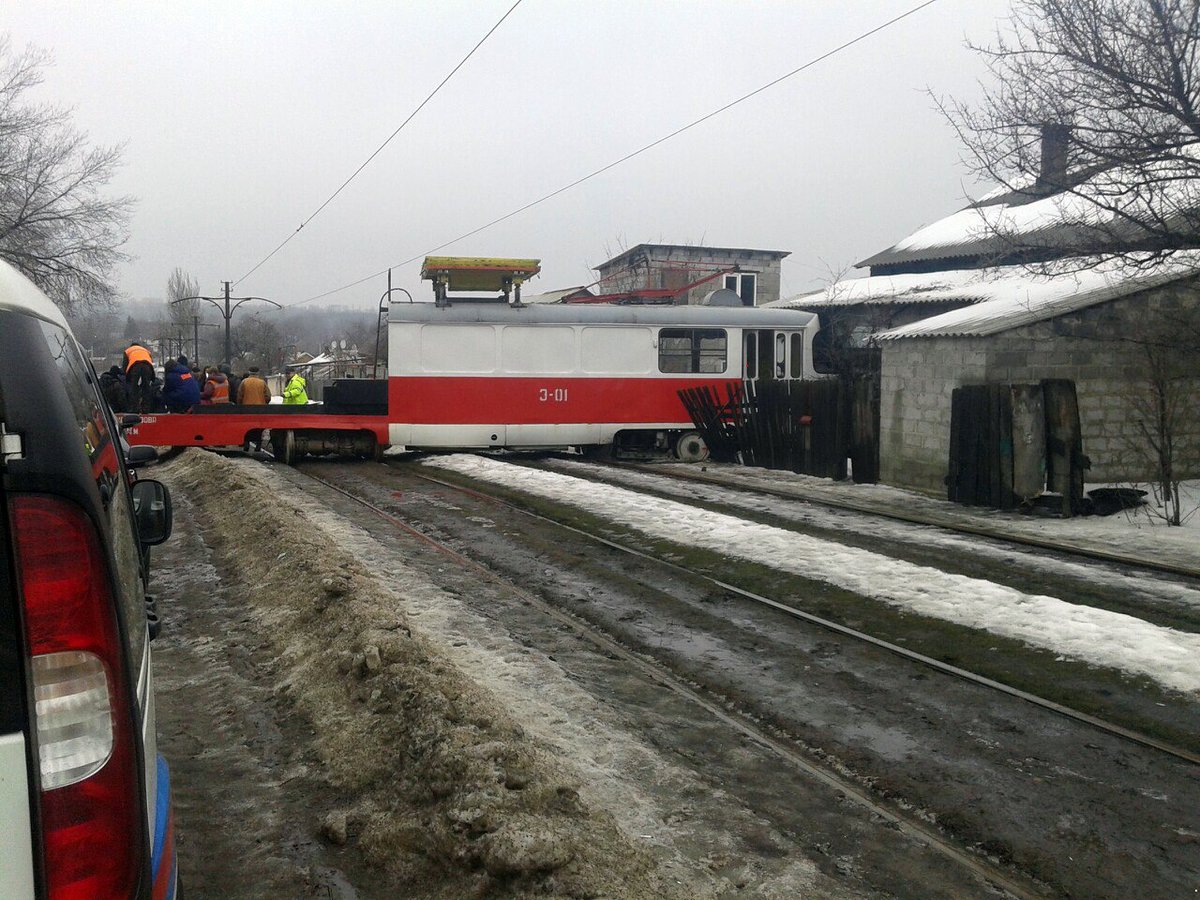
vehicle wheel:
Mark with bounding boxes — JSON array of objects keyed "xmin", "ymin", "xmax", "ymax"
[
  {"xmin": 271, "ymin": 429, "xmax": 296, "ymax": 466},
  {"xmin": 674, "ymin": 431, "xmax": 709, "ymax": 463}
]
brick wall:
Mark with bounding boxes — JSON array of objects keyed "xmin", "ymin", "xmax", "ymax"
[{"xmin": 879, "ymin": 283, "xmax": 1200, "ymax": 494}]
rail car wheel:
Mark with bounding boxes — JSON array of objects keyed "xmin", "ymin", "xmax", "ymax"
[
  {"xmin": 270, "ymin": 429, "xmax": 297, "ymax": 466},
  {"xmin": 674, "ymin": 431, "xmax": 709, "ymax": 463}
]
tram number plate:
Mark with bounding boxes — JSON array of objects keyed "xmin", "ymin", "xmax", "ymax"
[{"xmin": 538, "ymin": 387, "xmax": 569, "ymax": 403}]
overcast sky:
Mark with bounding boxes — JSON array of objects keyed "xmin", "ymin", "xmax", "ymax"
[{"xmin": 5, "ymin": 0, "xmax": 1013, "ymax": 310}]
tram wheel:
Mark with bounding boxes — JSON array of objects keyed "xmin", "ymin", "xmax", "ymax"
[
  {"xmin": 674, "ymin": 431, "xmax": 709, "ymax": 463},
  {"xmin": 271, "ymin": 429, "xmax": 297, "ymax": 466}
]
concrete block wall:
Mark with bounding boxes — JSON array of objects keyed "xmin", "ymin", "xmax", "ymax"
[
  {"xmin": 595, "ymin": 247, "xmax": 786, "ymax": 305},
  {"xmin": 879, "ymin": 284, "xmax": 1200, "ymax": 494}
]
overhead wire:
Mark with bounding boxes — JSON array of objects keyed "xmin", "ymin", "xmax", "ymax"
[
  {"xmin": 233, "ymin": 0, "xmax": 524, "ymax": 289},
  {"xmin": 285, "ymin": 0, "xmax": 942, "ymax": 309}
]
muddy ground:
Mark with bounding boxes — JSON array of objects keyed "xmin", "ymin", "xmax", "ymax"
[
  {"xmin": 153, "ymin": 450, "xmax": 693, "ymax": 898},
  {"xmin": 147, "ymin": 449, "xmax": 1198, "ymax": 899},
  {"xmin": 154, "ymin": 449, "xmax": 900, "ymax": 898}
]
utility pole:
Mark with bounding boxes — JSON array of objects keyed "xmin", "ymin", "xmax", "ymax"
[
  {"xmin": 173, "ymin": 281, "xmax": 280, "ymax": 365},
  {"xmin": 191, "ymin": 316, "xmax": 218, "ymax": 366}
]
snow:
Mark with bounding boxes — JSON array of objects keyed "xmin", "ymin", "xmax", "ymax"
[
  {"xmin": 770, "ymin": 252, "xmax": 1200, "ymax": 339},
  {"xmin": 861, "ymin": 150, "xmax": 1200, "ymax": 268},
  {"xmin": 425, "ymin": 455, "xmax": 1200, "ymax": 696},
  {"xmin": 544, "ymin": 459, "xmax": 1200, "ymax": 614}
]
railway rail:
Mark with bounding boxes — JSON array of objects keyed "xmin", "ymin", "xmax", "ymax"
[
  {"xmin": 405, "ymin": 464, "xmax": 1200, "ymax": 768},
  {"xmin": 614, "ymin": 460, "xmax": 1200, "ymax": 580},
  {"xmin": 298, "ymin": 465, "xmax": 1048, "ymax": 900},
  {"xmin": 274, "ymin": 453, "xmax": 1200, "ymax": 897}
]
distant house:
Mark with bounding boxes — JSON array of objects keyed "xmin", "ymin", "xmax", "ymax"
[
  {"xmin": 594, "ymin": 243, "xmax": 789, "ymax": 306},
  {"xmin": 523, "ymin": 286, "xmax": 595, "ymax": 304},
  {"xmin": 773, "ymin": 134, "xmax": 1200, "ymax": 496}
]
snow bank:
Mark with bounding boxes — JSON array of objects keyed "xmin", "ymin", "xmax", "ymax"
[
  {"xmin": 160, "ymin": 449, "xmax": 683, "ymax": 898},
  {"xmin": 427, "ymin": 455, "xmax": 1200, "ymax": 696}
]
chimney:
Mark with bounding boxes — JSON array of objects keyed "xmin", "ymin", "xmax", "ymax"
[{"xmin": 1036, "ymin": 123, "xmax": 1071, "ymax": 193}]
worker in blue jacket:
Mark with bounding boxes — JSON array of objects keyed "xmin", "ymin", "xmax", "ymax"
[{"xmin": 162, "ymin": 357, "xmax": 201, "ymax": 412}]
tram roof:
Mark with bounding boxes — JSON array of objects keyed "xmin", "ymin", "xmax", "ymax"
[{"xmin": 389, "ymin": 301, "xmax": 818, "ymax": 328}]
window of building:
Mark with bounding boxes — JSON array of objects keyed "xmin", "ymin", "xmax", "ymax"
[
  {"xmin": 658, "ymin": 328, "xmax": 727, "ymax": 374},
  {"xmin": 723, "ymin": 272, "xmax": 757, "ymax": 306}
]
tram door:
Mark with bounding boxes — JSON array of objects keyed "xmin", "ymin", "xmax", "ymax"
[{"xmin": 743, "ymin": 330, "xmax": 791, "ymax": 381}]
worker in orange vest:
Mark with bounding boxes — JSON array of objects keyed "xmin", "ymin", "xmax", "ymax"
[
  {"xmin": 200, "ymin": 368, "xmax": 231, "ymax": 405},
  {"xmin": 123, "ymin": 342, "xmax": 156, "ymax": 413}
]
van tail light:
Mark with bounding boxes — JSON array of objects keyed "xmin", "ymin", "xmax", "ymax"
[{"xmin": 10, "ymin": 495, "xmax": 145, "ymax": 900}]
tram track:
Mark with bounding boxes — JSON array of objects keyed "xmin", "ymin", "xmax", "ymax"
[
  {"xmin": 613, "ymin": 460, "xmax": 1200, "ymax": 580},
  {"xmin": 283, "ymin": 455, "xmax": 1200, "ymax": 898},
  {"xmin": 406, "ymin": 465, "xmax": 1200, "ymax": 768},
  {"xmin": 298, "ymin": 465, "xmax": 1049, "ymax": 900}
]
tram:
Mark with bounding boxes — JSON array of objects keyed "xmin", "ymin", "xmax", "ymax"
[{"xmin": 126, "ymin": 258, "xmax": 820, "ymax": 462}]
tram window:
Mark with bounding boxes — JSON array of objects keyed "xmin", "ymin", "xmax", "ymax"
[
  {"xmin": 790, "ymin": 333, "xmax": 804, "ymax": 377},
  {"xmin": 744, "ymin": 332, "xmax": 757, "ymax": 377},
  {"xmin": 775, "ymin": 332, "xmax": 786, "ymax": 378},
  {"xmin": 658, "ymin": 328, "xmax": 727, "ymax": 374}
]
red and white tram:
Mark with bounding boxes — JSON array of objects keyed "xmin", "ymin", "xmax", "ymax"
[
  {"xmin": 385, "ymin": 301, "xmax": 818, "ymax": 458},
  {"xmin": 126, "ymin": 258, "xmax": 820, "ymax": 462}
]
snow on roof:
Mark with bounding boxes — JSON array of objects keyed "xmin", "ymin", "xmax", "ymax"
[
  {"xmin": 859, "ymin": 152, "xmax": 1200, "ymax": 270},
  {"xmin": 768, "ymin": 269, "xmax": 1000, "ymax": 310},
  {"xmin": 770, "ymin": 252, "xmax": 1200, "ymax": 340}
]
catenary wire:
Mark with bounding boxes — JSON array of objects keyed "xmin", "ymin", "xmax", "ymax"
[
  {"xmin": 283, "ymin": 0, "xmax": 942, "ymax": 309},
  {"xmin": 233, "ymin": 0, "xmax": 524, "ymax": 289}
]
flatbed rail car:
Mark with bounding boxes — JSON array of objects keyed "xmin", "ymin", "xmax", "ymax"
[{"xmin": 126, "ymin": 301, "xmax": 820, "ymax": 461}]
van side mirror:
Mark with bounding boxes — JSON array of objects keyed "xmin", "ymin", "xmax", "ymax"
[
  {"xmin": 126, "ymin": 444, "xmax": 158, "ymax": 468},
  {"xmin": 131, "ymin": 479, "xmax": 173, "ymax": 545}
]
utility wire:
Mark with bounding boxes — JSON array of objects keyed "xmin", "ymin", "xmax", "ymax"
[
  {"xmin": 287, "ymin": 0, "xmax": 941, "ymax": 308},
  {"xmin": 233, "ymin": 0, "xmax": 523, "ymax": 288}
]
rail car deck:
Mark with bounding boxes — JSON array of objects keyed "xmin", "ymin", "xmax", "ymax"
[{"xmin": 126, "ymin": 406, "xmax": 389, "ymax": 464}]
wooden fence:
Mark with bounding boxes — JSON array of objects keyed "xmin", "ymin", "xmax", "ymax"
[
  {"xmin": 948, "ymin": 379, "xmax": 1086, "ymax": 513},
  {"xmin": 678, "ymin": 378, "xmax": 874, "ymax": 481}
]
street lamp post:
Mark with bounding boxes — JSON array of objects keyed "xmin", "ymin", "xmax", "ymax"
[{"xmin": 172, "ymin": 281, "xmax": 281, "ymax": 366}]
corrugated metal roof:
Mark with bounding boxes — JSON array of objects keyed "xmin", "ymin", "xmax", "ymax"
[
  {"xmin": 768, "ymin": 270, "xmax": 998, "ymax": 309},
  {"xmin": 880, "ymin": 254, "xmax": 1200, "ymax": 340},
  {"xmin": 769, "ymin": 253, "xmax": 1200, "ymax": 340},
  {"xmin": 857, "ymin": 153, "xmax": 1200, "ymax": 270}
]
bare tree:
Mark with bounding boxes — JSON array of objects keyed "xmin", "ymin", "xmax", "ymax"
[
  {"xmin": 1116, "ymin": 300, "xmax": 1200, "ymax": 524},
  {"xmin": 165, "ymin": 267, "xmax": 200, "ymax": 336},
  {"xmin": 0, "ymin": 36, "xmax": 132, "ymax": 311},
  {"xmin": 941, "ymin": 0, "xmax": 1200, "ymax": 263},
  {"xmin": 231, "ymin": 314, "xmax": 284, "ymax": 372}
]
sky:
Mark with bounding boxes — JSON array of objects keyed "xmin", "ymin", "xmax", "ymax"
[
  {"xmin": 4, "ymin": 0, "xmax": 1015, "ymax": 311},
  {"xmin": 428, "ymin": 454, "xmax": 1200, "ymax": 696}
]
